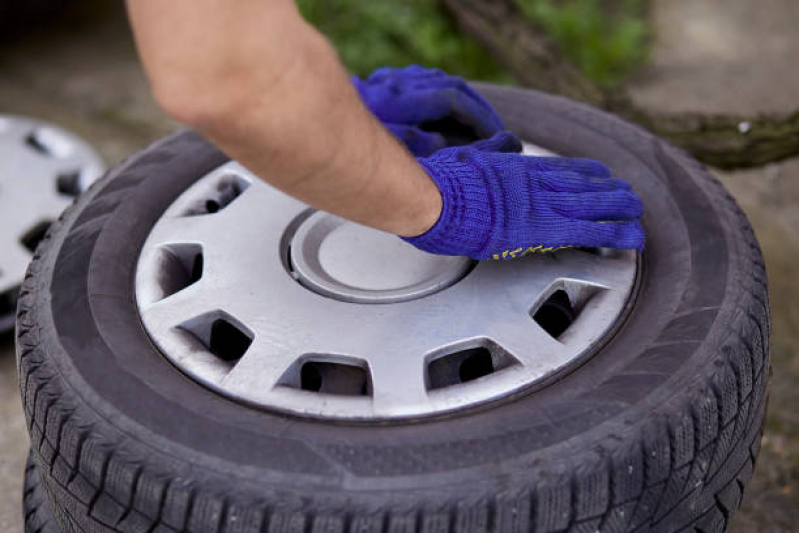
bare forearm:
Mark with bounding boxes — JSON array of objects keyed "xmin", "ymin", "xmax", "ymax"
[{"xmin": 125, "ymin": 0, "xmax": 441, "ymax": 236}]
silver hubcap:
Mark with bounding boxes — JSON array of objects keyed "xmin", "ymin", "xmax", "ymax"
[
  {"xmin": 0, "ymin": 116, "xmax": 103, "ymax": 328},
  {"xmin": 135, "ymin": 143, "xmax": 638, "ymax": 421}
]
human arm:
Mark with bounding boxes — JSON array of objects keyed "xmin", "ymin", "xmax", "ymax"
[
  {"xmin": 125, "ymin": 0, "xmax": 442, "ymax": 237},
  {"xmin": 126, "ymin": 1, "xmax": 645, "ymax": 257}
]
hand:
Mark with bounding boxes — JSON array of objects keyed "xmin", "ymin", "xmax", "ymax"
[
  {"xmin": 353, "ymin": 65, "xmax": 505, "ymax": 157},
  {"xmin": 402, "ymin": 132, "xmax": 645, "ymax": 260}
]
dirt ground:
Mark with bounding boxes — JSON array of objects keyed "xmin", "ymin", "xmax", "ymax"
[{"xmin": 0, "ymin": 1, "xmax": 796, "ymax": 531}]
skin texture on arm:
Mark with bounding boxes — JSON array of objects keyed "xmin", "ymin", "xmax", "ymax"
[{"xmin": 125, "ymin": 0, "xmax": 442, "ymax": 237}]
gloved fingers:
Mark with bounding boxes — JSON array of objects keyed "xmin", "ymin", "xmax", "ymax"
[
  {"xmin": 470, "ymin": 131, "xmax": 523, "ymax": 154},
  {"xmin": 536, "ymin": 171, "xmax": 632, "ymax": 193},
  {"xmin": 548, "ymin": 190, "xmax": 644, "ymax": 221},
  {"xmin": 366, "ymin": 65, "xmax": 446, "ymax": 84},
  {"xmin": 351, "ymin": 74, "xmax": 366, "ymax": 94},
  {"xmin": 367, "ymin": 66, "xmax": 472, "ymax": 94},
  {"xmin": 363, "ymin": 67, "xmax": 402, "ymax": 85},
  {"xmin": 372, "ymin": 88, "xmax": 503, "ymax": 137},
  {"xmin": 355, "ymin": 77, "xmax": 504, "ymax": 140},
  {"xmin": 356, "ymin": 66, "xmax": 506, "ymax": 139},
  {"xmin": 359, "ymin": 67, "xmax": 463, "ymax": 105},
  {"xmin": 385, "ymin": 123, "xmax": 447, "ymax": 158},
  {"xmin": 405, "ymin": 75, "xmax": 501, "ymax": 124},
  {"xmin": 358, "ymin": 90, "xmax": 440, "ymax": 125},
  {"xmin": 565, "ymin": 219, "xmax": 646, "ymax": 251},
  {"xmin": 397, "ymin": 65, "xmax": 448, "ymax": 81},
  {"xmin": 438, "ymin": 88, "xmax": 506, "ymax": 138},
  {"xmin": 523, "ymin": 156, "xmax": 613, "ymax": 179}
]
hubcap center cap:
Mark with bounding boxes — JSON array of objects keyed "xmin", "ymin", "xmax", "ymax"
[{"xmin": 289, "ymin": 211, "xmax": 473, "ymax": 303}]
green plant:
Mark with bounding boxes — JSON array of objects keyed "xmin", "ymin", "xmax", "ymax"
[
  {"xmin": 296, "ymin": 0, "xmax": 511, "ymax": 82},
  {"xmin": 515, "ymin": 0, "xmax": 649, "ymax": 87}
]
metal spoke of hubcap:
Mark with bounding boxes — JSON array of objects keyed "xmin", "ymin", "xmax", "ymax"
[{"xmin": 136, "ymin": 145, "xmax": 638, "ymax": 421}]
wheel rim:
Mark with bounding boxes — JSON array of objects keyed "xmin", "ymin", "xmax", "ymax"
[
  {"xmin": 135, "ymin": 143, "xmax": 638, "ymax": 421},
  {"xmin": 0, "ymin": 116, "xmax": 103, "ymax": 329}
]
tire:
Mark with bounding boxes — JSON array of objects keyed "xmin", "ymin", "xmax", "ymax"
[
  {"xmin": 24, "ymin": 450, "xmax": 62, "ymax": 533},
  {"xmin": 16, "ymin": 85, "xmax": 770, "ymax": 533}
]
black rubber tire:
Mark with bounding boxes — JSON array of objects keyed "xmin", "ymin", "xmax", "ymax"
[
  {"xmin": 16, "ymin": 85, "xmax": 770, "ymax": 533},
  {"xmin": 24, "ymin": 449, "xmax": 63, "ymax": 533}
]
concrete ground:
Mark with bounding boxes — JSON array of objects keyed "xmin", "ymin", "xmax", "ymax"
[{"xmin": 0, "ymin": 0, "xmax": 796, "ymax": 531}]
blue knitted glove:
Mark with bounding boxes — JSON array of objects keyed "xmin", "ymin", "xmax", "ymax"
[
  {"xmin": 353, "ymin": 65, "xmax": 505, "ymax": 157},
  {"xmin": 381, "ymin": 123, "xmax": 448, "ymax": 159},
  {"xmin": 402, "ymin": 132, "xmax": 645, "ymax": 260}
]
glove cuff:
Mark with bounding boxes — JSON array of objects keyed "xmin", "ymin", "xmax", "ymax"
[{"xmin": 401, "ymin": 158, "xmax": 494, "ymax": 257}]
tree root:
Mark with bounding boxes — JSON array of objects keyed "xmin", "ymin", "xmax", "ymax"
[{"xmin": 443, "ymin": 0, "xmax": 799, "ymax": 169}]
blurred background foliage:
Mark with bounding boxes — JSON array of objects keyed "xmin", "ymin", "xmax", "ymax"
[
  {"xmin": 297, "ymin": 0, "xmax": 650, "ymax": 88},
  {"xmin": 515, "ymin": 0, "xmax": 649, "ymax": 87},
  {"xmin": 296, "ymin": 0, "xmax": 510, "ymax": 82}
]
